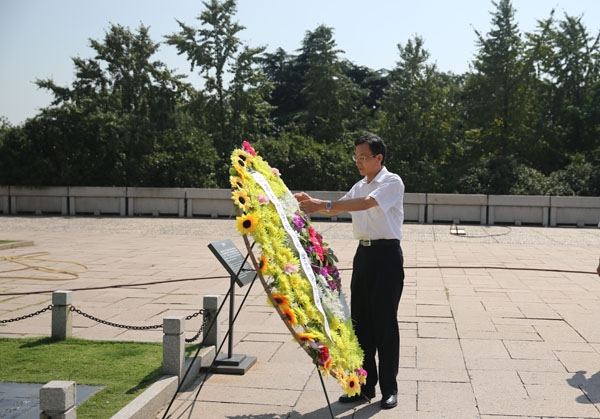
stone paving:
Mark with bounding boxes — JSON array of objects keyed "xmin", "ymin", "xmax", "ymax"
[{"xmin": 1, "ymin": 216, "xmax": 600, "ymax": 418}]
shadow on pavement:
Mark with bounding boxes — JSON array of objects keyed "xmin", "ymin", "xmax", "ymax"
[{"xmin": 567, "ymin": 370, "xmax": 600, "ymax": 403}]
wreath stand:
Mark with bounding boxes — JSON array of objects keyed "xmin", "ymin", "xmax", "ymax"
[{"xmin": 239, "ymin": 233, "xmax": 336, "ymax": 419}]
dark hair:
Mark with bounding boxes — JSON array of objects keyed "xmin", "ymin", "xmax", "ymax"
[{"xmin": 355, "ymin": 133, "xmax": 386, "ymax": 165}]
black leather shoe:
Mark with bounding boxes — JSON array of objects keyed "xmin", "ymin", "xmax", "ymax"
[
  {"xmin": 338, "ymin": 388, "xmax": 375, "ymax": 403},
  {"xmin": 380, "ymin": 393, "xmax": 398, "ymax": 409}
]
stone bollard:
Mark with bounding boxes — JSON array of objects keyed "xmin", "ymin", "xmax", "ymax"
[
  {"xmin": 163, "ymin": 316, "xmax": 185, "ymax": 382},
  {"xmin": 203, "ymin": 295, "xmax": 220, "ymax": 347},
  {"xmin": 52, "ymin": 291, "xmax": 73, "ymax": 340},
  {"xmin": 40, "ymin": 380, "xmax": 76, "ymax": 419}
]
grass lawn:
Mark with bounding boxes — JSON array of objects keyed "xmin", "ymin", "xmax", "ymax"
[{"xmin": 0, "ymin": 337, "xmax": 165, "ymax": 419}]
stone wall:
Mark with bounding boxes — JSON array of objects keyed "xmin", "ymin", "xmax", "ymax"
[{"xmin": 0, "ymin": 186, "xmax": 598, "ymax": 226}]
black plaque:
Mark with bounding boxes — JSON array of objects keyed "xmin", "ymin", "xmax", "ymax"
[{"xmin": 208, "ymin": 239, "xmax": 255, "ymax": 287}]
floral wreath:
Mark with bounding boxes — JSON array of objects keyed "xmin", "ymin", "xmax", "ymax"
[{"xmin": 230, "ymin": 141, "xmax": 366, "ymax": 396}]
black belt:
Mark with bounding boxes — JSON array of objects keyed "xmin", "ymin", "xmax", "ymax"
[{"xmin": 359, "ymin": 239, "xmax": 399, "ymax": 247}]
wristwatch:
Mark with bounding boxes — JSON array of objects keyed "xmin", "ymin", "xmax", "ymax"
[{"xmin": 325, "ymin": 200, "xmax": 332, "ymax": 211}]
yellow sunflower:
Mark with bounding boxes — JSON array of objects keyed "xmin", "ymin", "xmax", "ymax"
[
  {"xmin": 232, "ymin": 189, "xmax": 251, "ymax": 212},
  {"xmin": 271, "ymin": 293, "xmax": 289, "ymax": 308},
  {"xmin": 297, "ymin": 332, "xmax": 317, "ymax": 343},
  {"xmin": 232, "ymin": 150, "xmax": 252, "ymax": 176},
  {"xmin": 258, "ymin": 255, "xmax": 268, "ymax": 273},
  {"xmin": 230, "ymin": 176, "xmax": 244, "ymax": 190},
  {"xmin": 345, "ymin": 374, "xmax": 360, "ymax": 397},
  {"xmin": 282, "ymin": 307, "xmax": 297, "ymax": 326},
  {"xmin": 236, "ymin": 213, "xmax": 259, "ymax": 235}
]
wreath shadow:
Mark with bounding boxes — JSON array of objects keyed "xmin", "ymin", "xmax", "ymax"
[{"xmin": 225, "ymin": 401, "xmax": 366, "ymax": 419}]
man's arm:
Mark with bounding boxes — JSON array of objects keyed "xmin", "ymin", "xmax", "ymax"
[{"xmin": 295, "ymin": 193, "xmax": 378, "ymax": 215}]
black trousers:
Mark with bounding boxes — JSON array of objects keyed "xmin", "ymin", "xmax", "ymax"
[{"xmin": 350, "ymin": 243, "xmax": 404, "ymax": 396}]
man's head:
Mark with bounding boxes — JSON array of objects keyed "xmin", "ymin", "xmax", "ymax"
[
  {"xmin": 353, "ymin": 133, "xmax": 386, "ymax": 180},
  {"xmin": 355, "ymin": 133, "xmax": 386, "ymax": 165}
]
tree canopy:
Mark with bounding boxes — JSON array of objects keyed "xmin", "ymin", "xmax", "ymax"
[{"xmin": 1, "ymin": 0, "xmax": 598, "ymax": 195}]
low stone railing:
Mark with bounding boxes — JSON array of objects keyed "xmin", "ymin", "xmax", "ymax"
[{"xmin": 1, "ymin": 186, "xmax": 599, "ymax": 226}]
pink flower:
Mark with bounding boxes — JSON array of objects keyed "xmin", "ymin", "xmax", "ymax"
[
  {"xmin": 257, "ymin": 194, "xmax": 270, "ymax": 205},
  {"xmin": 271, "ymin": 167, "xmax": 281, "ymax": 176},
  {"xmin": 355, "ymin": 368, "xmax": 367, "ymax": 385},
  {"xmin": 284, "ymin": 263, "xmax": 298, "ymax": 274}
]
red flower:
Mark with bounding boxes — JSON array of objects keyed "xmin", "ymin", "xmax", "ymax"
[
  {"xmin": 242, "ymin": 141, "xmax": 256, "ymax": 156},
  {"xmin": 318, "ymin": 345, "xmax": 331, "ymax": 365},
  {"xmin": 315, "ymin": 247, "xmax": 324, "ymax": 262}
]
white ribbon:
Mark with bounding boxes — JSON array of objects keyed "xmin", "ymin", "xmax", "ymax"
[{"xmin": 250, "ymin": 171, "xmax": 332, "ymax": 341}]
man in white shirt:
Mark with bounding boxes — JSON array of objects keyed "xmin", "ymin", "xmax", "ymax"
[{"xmin": 296, "ymin": 133, "xmax": 405, "ymax": 410}]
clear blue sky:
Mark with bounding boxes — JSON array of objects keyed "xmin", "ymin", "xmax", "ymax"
[{"xmin": 1, "ymin": 0, "xmax": 599, "ymax": 125}]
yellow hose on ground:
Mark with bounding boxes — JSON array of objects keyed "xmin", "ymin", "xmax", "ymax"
[{"xmin": 0, "ymin": 252, "xmax": 87, "ymax": 281}]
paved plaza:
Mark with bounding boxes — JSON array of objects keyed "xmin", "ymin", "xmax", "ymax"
[{"xmin": 1, "ymin": 216, "xmax": 600, "ymax": 418}]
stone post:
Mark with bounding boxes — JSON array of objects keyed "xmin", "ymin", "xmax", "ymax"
[
  {"xmin": 119, "ymin": 197, "xmax": 126, "ymax": 216},
  {"xmin": 418, "ymin": 204, "xmax": 426, "ymax": 224},
  {"xmin": 203, "ymin": 295, "xmax": 220, "ymax": 347},
  {"xmin": 1, "ymin": 196, "xmax": 8, "ymax": 215},
  {"xmin": 52, "ymin": 291, "xmax": 72, "ymax": 340},
  {"xmin": 40, "ymin": 380, "xmax": 76, "ymax": 419},
  {"xmin": 163, "ymin": 316, "xmax": 185, "ymax": 381},
  {"xmin": 480, "ymin": 205, "xmax": 487, "ymax": 225},
  {"xmin": 69, "ymin": 197, "xmax": 76, "ymax": 216},
  {"xmin": 186, "ymin": 199, "xmax": 194, "ymax": 217},
  {"xmin": 426, "ymin": 204, "xmax": 433, "ymax": 224}
]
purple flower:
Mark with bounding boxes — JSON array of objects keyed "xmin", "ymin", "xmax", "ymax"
[
  {"xmin": 306, "ymin": 246, "xmax": 316, "ymax": 255},
  {"xmin": 326, "ymin": 265, "xmax": 339, "ymax": 279},
  {"xmin": 311, "ymin": 265, "xmax": 328, "ymax": 278},
  {"xmin": 292, "ymin": 213, "xmax": 305, "ymax": 231},
  {"xmin": 328, "ymin": 280, "xmax": 339, "ymax": 291}
]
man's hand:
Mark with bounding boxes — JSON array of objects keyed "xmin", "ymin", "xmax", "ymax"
[
  {"xmin": 295, "ymin": 192, "xmax": 326, "ymax": 214},
  {"xmin": 294, "ymin": 192, "xmax": 311, "ymax": 203},
  {"xmin": 299, "ymin": 198, "xmax": 325, "ymax": 214}
]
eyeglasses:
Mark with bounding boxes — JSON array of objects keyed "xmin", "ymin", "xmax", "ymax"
[{"xmin": 352, "ymin": 154, "xmax": 376, "ymax": 162}]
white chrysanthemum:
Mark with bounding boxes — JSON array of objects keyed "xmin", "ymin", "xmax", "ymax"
[
  {"xmin": 279, "ymin": 190, "xmax": 300, "ymax": 214},
  {"xmin": 315, "ymin": 274, "xmax": 348, "ymax": 322}
]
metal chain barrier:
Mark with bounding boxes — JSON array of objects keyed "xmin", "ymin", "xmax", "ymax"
[
  {"xmin": 0, "ymin": 304, "xmax": 53, "ymax": 324},
  {"xmin": 69, "ymin": 306, "xmax": 163, "ymax": 330},
  {"xmin": 185, "ymin": 311, "xmax": 210, "ymax": 343},
  {"xmin": 0, "ymin": 303, "xmax": 209, "ymax": 342},
  {"xmin": 68, "ymin": 306, "xmax": 209, "ymax": 333}
]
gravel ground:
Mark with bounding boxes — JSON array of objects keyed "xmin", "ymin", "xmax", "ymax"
[{"xmin": 1, "ymin": 215, "xmax": 599, "ymax": 246}]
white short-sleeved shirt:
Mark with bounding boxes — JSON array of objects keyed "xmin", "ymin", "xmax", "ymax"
[{"xmin": 341, "ymin": 166, "xmax": 405, "ymax": 241}]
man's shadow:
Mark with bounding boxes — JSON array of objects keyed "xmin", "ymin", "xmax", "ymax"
[{"xmin": 567, "ymin": 370, "xmax": 600, "ymax": 403}]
